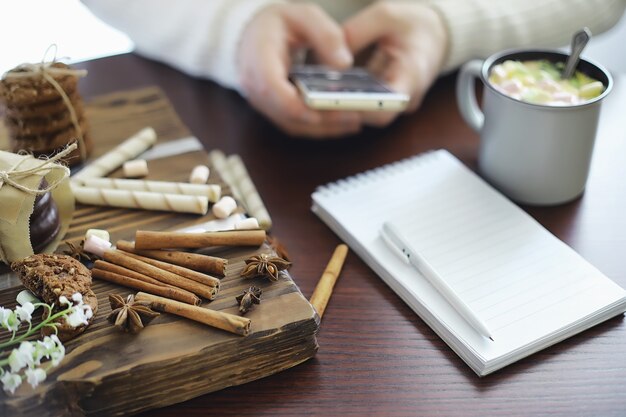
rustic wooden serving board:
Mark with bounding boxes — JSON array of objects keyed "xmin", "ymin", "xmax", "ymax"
[{"xmin": 0, "ymin": 87, "xmax": 319, "ymax": 416}]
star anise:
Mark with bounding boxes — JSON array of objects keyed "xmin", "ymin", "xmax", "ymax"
[
  {"xmin": 241, "ymin": 253, "xmax": 291, "ymax": 281},
  {"xmin": 107, "ymin": 293, "xmax": 159, "ymax": 334},
  {"xmin": 62, "ymin": 240, "xmax": 96, "ymax": 262},
  {"xmin": 235, "ymin": 286, "xmax": 262, "ymax": 314}
]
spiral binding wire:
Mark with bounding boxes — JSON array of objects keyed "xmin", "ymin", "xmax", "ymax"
[{"xmin": 313, "ymin": 150, "xmax": 439, "ymax": 196}]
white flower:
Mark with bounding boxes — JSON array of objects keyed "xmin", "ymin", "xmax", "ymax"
[
  {"xmin": 31, "ymin": 345, "xmax": 46, "ymax": 366},
  {"xmin": 8, "ymin": 342, "xmax": 35, "ymax": 372},
  {"xmin": 71, "ymin": 293, "xmax": 83, "ymax": 303},
  {"xmin": 64, "ymin": 297, "xmax": 92, "ymax": 328},
  {"xmin": 34, "ymin": 335, "xmax": 66, "ymax": 367},
  {"xmin": 15, "ymin": 302, "xmax": 35, "ymax": 323},
  {"xmin": 58, "ymin": 296, "xmax": 70, "ymax": 307},
  {"xmin": 31, "ymin": 336, "xmax": 58, "ymax": 366},
  {"xmin": 1, "ymin": 372, "xmax": 22, "ymax": 394},
  {"xmin": 50, "ymin": 344, "xmax": 65, "ymax": 367},
  {"xmin": 47, "ymin": 335, "xmax": 65, "ymax": 367},
  {"xmin": 49, "ymin": 334, "xmax": 61, "ymax": 347},
  {"xmin": 24, "ymin": 367, "xmax": 47, "ymax": 388},
  {"xmin": 0, "ymin": 308, "xmax": 19, "ymax": 332},
  {"xmin": 84, "ymin": 305, "xmax": 93, "ymax": 320},
  {"xmin": 16, "ymin": 289, "xmax": 41, "ymax": 307},
  {"xmin": 38, "ymin": 335, "xmax": 57, "ymax": 353},
  {"xmin": 65, "ymin": 309, "xmax": 88, "ymax": 327},
  {"xmin": 0, "ymin": 307, "xmax": 11, "ymax": 327}
]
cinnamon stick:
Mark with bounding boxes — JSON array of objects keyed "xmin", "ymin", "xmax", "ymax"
[
  {"xmin": 116, "ymin": 249, "xmax": 220, "ymax": 288},
  {"xmin": 116, "ymin": 240, "xmax": 227, "ymax": 276},
  {"xmin": 135, "ymin": 292, "xmax": 251, "ymax": 336},
  {"xmin": 310, "ymin": 244, "xmax": 349, "ymax": 319},
  {"xmin": 92, "ymin": 268, "xmax": 201, "ymax": 305},
  {"xmin": 103, "ymin": 249, "xmax": 218, "ymax": 300},
  {"xmin": 134, "ymin": 230, "xmax": 266, "ymax": 250},
  {"xmin": 93, "ymin": 260, "xmax": 172, "ymax": 288}
]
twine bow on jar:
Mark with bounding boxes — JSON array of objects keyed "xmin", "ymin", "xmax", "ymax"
[{"xmin": 0, "ymin": 143, "xmax": 75, "ymax": 195}]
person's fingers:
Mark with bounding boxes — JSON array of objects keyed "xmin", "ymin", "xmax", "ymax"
[
  {"xmin": 247, "ymin": 77, "xmax": 320, "ymax": 126},
  {"xmin": 366, "ymin": 48, "xmax": 389, "ymax": 78},
  {"xmin": 281, "ymin": 4, "xmax": 352, "ymax": 68},
  {"xmin": 241, "ymin": 33, "xmax": 323, "ymax": 125},
  {"xmin": 246, "ymin": 79, "xmax": 363, "ymax": 138},
  {"xmin": 383, "ymin": 56, "xmax": 431, "ymax": 112},
  {"xmin": 343, "ymin": 2, "xmax": 398, "ymax": 54},
  {"xmin": 244, "ymin": 37, "xmax": 362, "ymax": 133},
  {"xmin": 237, "ymin": 4, "xmax": 366, "ymax": 138}
]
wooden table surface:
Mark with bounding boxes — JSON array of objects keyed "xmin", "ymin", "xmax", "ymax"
[{"xmin": 74, "ymin": 54, "xmax": 626, "ymax": 417}]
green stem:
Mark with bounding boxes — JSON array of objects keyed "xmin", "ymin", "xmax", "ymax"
[{"xmin": 0, "ymin": 306, "xmax": 71, "ymax": 350}]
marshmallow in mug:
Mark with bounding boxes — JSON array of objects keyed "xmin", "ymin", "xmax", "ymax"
[{"xmin": 488, "ymin": 60, "xmax": 604, "ymax": 106}]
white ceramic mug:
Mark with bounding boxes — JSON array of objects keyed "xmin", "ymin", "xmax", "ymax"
[{"xmin": 456, "ymin": 49, "xmax": 612, "ymax": 205}]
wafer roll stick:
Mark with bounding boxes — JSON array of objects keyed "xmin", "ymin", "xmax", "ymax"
[
  {"xmin": 71, "ymin": 186, "xmax": 209, "ymax": 214},
  {"xmin": 117, "ymin": 249, "xmax": 220, "ymax": 288},
  {"xmin": 310, "ymin": 244, "xmax": 349, "ymax": 319},
  {"xmin": 135, "ymin": 230, "xmax": 266, "ymax": 250},
  {"xmin": 208, "ymin": 150, "xmax": 243, "ymax": 202},
  {"xmin": 73, "ymin": 127, "xmax": 157, "ymax": 181},
  {"xmin": 227, "ymin": 154, "xmax": 272, "ymax": 230},
  {"xmin": 115, "ymin": 240, "xmax": 227, "ymax": 276},
  {"xmin": 136, "ymin": 292, "xmax": 251, "ymax": 336},
  {"xmin": 81, "ymin": 178, "xmax": 221, "ymax": 202},
  {"xmin": 103, "ymin": 249, "xmax": 218, "ymax": 300},
  {"xmin": 92, "ymin": 268, "xmax": 201, "ymax": 305}
]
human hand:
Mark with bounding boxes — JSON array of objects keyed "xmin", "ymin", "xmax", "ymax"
[
  {"xmin": 237, "ymin": 3, "xmax": 363, "ymax": 138},
  {"xmin": 343, "ymin": 2, "xmax": 448, "ymax": 127}
]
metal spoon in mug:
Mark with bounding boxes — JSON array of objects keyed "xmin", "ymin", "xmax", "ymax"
[{"xmin": 562, "ymin": 27, "xmax": 592, "ymax": 79}]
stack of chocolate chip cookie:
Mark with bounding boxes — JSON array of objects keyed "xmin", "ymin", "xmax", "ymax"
[{"xmin": 0, "ymin": 62, "xmax": 92, "ymax": 166}]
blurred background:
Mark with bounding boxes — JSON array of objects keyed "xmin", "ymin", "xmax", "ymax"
[
  {"xmin": 0, "ymin": 0, "xmax": 132, "ymax": 73},
  {"xmin": 1, "ymin": 0, "xmax": 625, "ymax": 75}
]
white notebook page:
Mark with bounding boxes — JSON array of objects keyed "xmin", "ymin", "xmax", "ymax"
[{"xmin": 312, "ymin": 150, "xmax": 626, "ymax": 372}]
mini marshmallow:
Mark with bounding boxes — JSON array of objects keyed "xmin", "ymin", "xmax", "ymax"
[
  {"xmin": 212, "ymin": 196, "xmax": 237, "ymax": 219},
  {"xmin": 190, "ymin": 165, "xmax": 210, "ymax": 184},
  {"xmin": 85, "ymin": 228, "xmax": 110, "ymax": 243},
  {"xmin": 123, "ymin": 159, "xmax": 149, "ymax": 178},
  {"xmin": 83, "ymin": 234, "xmax": 112, "ymax": 258},
  {"xmin": 234, "ymin": 217, "xmax": 259, "ymax": 230}
]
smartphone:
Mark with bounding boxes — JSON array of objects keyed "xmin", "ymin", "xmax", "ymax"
[{"xmin": 290, "ymin": 65, "xmax": 409, "ymax": 111}]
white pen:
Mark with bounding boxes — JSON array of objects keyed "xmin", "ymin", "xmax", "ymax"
[{"xmin": 381, "ymin": 222, "xmax": 494, "ymax": 341}]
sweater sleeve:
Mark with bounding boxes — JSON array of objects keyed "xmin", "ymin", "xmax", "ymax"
[
  {"xmin": 81, "ymin": 0, "xmax": 283, "ymax": 92},
  {"xmin": 429, "ymin": 0, "xmax": 626, "ymax": 71}
]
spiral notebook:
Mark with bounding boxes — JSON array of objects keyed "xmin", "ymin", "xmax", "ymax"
[{"xmin": 311, "ymin": 149, "xmax": 626, "ymax": 376}]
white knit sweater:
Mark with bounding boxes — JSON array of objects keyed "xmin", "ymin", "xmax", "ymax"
[{"xmin": 83, "ymin": 0, "xmax": 626, "ymax": 92}]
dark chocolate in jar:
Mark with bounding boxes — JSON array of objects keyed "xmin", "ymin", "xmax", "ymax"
[{"xmin": 29, "ymin": 179, "xmax": 61, "ymax": 253}]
